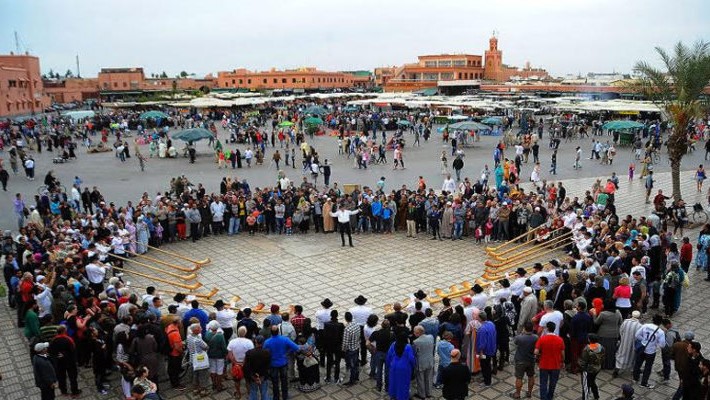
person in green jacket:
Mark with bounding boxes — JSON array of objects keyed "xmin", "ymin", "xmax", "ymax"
[
  {"xmin": 24, "ymin": 299, "xmax": 41, "ymax": 341},
  {"xmin": 205, "ymin": 320, "xmax": 228, "ymax": 392},
  {"xmin": 579, "ymin": 333, "xmax": 606, "ymax": 400}
]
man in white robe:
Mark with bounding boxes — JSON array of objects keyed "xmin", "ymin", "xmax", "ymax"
[{"xmin": 614, "ymin": 310, "xmax": 643, "ymax": 377}]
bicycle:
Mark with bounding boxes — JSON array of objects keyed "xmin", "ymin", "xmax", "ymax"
[{"xmin": 37, "ymin": 184, "xmax": 67, "ymax": 195}]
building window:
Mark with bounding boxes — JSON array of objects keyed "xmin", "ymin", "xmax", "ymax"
[
  {"xmin": 438, "ymin": 60, "xmax": 451, "ymax": 67},
  {"xmin": 292, "ymin": 78, "xmax": 296, "ymax": 83},
  {"xmin": 423, "ymin": 73, "xmax": 437, "ymax": 81},
  {"xmin": 458, "ymin": 73, "xmax": 462, "ymax": 79},
  {"xmin": 8, "ymin": 80, "xmax": 17, "ymax": 87},
  {"xmin": 103, "ymin": 83, "xmax": 109, "ymax": 89},
  {"xmin": 247, "ymin": 79, "xmax": 251, "ymax": 84},
  {"xmin": 239, "ymin": 79, "xmax": 243, "ymax": 84},
  {"xmin": 263, "ymin": 79, "xmax": 266, "ymax": 84},
  {"xmin": 453, "ymin": 60, "xmax": 466, "ymax": 67},
  {"xmin": 232, "ymin": 79, "xmax": 236, "ymax": 84},
  {"xmin": 113, "ymin": 82, "xmax": 118, "ymax": 88},
  {"xmin": 440, "ymin": 73, "xmax": 454, "ymax": 80},
  {"xmin": 282, "ymin": 78, "xmax": 286, "ymax": 83},
  {"xmin": 424, "ymin": 61, "xmax": 437, "ymax": 67}
]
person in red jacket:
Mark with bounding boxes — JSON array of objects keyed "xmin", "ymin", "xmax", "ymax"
[
  {"xmin": 680, "ymin": 237, "xmax": 693, "ymax": 273},
  {"xmin": 18, "ymin": 271, "xmax": 35, "ymax": 327}
]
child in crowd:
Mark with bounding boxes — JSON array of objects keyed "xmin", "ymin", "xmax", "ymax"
[
  {"xmin": 474, "ymin": 225, "xmax": 484, "ymax": 244},
  {"xmin": 246, "ymin": 211, "xmax": 258, "ymax": 235},
  {"xmin": 484, "ymin": 219, "xmax": 494, "ymax": 243},
  {"xmin": 285, "ymin": 216, "xmax": 293, "ymax": 236}
]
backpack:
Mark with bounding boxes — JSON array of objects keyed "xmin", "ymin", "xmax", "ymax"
[{"xmin": 584, "ymin": 346, "xmax": 603, "ymax": 371}]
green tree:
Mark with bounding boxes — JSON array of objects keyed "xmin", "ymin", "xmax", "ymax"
[
  {"xmin": 634, "ymin": 41, "xmax": 710, "ymax": 200},
  {"xmin": 65, "ymin": 69, "xmax": 74, "ymax": 78},
  {"xmin": 47, "ymin": 69, "xmax": 55, "ymax": 79},
  {"xmin": 179, "ymin": 71, "xmax": 188, "ymax": 78},
  {"xmin": 160, "ymin": 71, "xmax": 168, "ymax": 78}
]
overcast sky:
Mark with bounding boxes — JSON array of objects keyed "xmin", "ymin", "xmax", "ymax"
[{"xmin": 1, "ymin": 0, "xmax": 708, "ymax": 79}]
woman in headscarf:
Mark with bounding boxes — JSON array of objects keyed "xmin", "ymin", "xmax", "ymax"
[
  {"xmin": 135, "ymin": 216, "xmax": 150, "ymax": 254},
  {"xmin": 296, "ymin": 319, "xmax": 321, "ymax": 392},
  {"xmin": 591, "ymin": 299, "xmax": 622, "ymax": 370},
  {"xmin": 463, "ymin": 307, "xmax": 482, "ymax": 374},
  {"xmin": 625, "ymin": 230, "xmax": 639, "ymax": 247},
  {"xmin": 129, "ymin": 326, "xmax": 160, "ymax": 382},
  {"xmin": 386, "ymin": 335, "xmax": 415, "ymax": 400}
]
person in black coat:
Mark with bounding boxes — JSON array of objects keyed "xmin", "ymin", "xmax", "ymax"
[
  {"xmin": 236, "ymin": 149, "xmax": 243, "ymax": 168},
  {"xmin": 0, "ymin": 166, "xmax": 8, "ymax": 191},
  {"xmin": 33, "ymin": 342, "xmax": 58, "ymax": 400},
  {"xmin": 441, "ymin": 349, "xmax": 470, "ymax": 400},
  {"xmin": 322, "ymin": 310, "xmax": 345, "ymax": 382}
]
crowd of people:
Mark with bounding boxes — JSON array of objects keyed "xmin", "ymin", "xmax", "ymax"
[
  {"xmin": 3, "ymin": 106, "xmax": 710, "ymax": 400},
  {"xmin": 2, "ymin": 156, "xmax": 710, "ymax": 400}
]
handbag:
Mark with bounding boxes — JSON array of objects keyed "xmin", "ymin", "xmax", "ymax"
[
  {"xmin": 634, "ymin": 325, "xmax": 661, "ymax": 353},
  {"xmin": 303, "ymin": 355, "xmax": 319, "ymax": 368},
  {"xmin": 231, "ymin": 362, "xmax": 244, "ymax": 379},
  {"xmin": 191, "ymin": 350, "xmax": 209, "ymax": 370}
]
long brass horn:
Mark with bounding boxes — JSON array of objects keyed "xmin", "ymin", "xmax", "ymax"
[
  {"xmin": 126, "ymin": 250, "xmax": 199, "ymax": 272},
  {"xmin": 485, "ymin": 235, "xmax": 572, "ymax": 268},
  {"xmin": 113, "ymin": 265, "xmax": 203, "ymax": 291},
  {"xmin": 111, "ymin": 254, "xmax": 198, "ymax": 281},
  {"xmin": 488, "ymin": 226, "xmax": 565, "ymax": 258},
  {"xmin": 492, "ymin": 230, "xmax": 573, "ymax": 261},
  {"xmin": 485, "ymin": 225, "xmax": 543, "ymax": 255},
  {"xmin": 131, "ymin": 285, "xmax": 219, "ymax": 300},
  {"xmin": 145, "ymin": 243, "xmax": 211, "ymax": 266},
  {"xmin": 485, "ymin": 241, "xmax": 570, "ymax": 274}
]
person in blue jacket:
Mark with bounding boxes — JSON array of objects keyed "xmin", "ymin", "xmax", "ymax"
[{"xmin": 264, "ymin": 325, "xmax": 301, "ymax": 400}]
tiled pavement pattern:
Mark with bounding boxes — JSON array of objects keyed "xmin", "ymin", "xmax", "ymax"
[{"xmin": 2, "ymin": 169, "xmax": 710, "ymax": 400}]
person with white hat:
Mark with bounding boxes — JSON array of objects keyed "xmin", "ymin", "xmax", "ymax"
[{"xmin": 32, "ymin": 341, "xmax": 58, "ymax": 400}]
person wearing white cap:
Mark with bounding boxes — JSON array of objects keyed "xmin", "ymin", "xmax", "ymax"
[
  {"xmin": 614, "ymin": 310, "xmax": 643, "ymax": 377},
  {"xmin": 32, "ymin": 341, "xmax": 57, "ymax": 400}
]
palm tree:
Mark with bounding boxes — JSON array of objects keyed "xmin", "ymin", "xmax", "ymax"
[{"xmin": 634, "ymin": 41, "xmax": 710, "ymax": 200}]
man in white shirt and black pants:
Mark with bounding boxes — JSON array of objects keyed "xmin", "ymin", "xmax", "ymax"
[
  {"xmin": 633, "ymin": 314, "xmax": 666, "ymax": 388},
  {"xmin": 330, "ymin": 203, "xmax": 359, "ymax": 247},
  {"xmin": 85, "ymin": 254, "xmax": 110, "ymax": 294}
]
